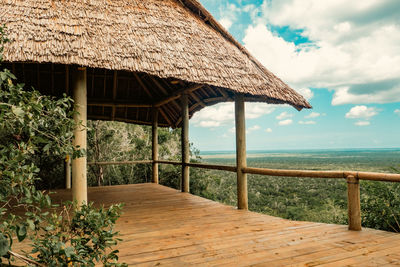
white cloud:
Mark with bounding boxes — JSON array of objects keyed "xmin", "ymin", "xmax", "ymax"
[
  {"xmin": 355, "ymin": 121, "xmax": 370, "ymax": 126},
  {"xmin": 279, "ymin": 119, "xmax": 293, "ymax": 126},
  {"xmin": 247, "ymin": 125, "xmax": 261, "ymax": 134},
  {"xmin": 332, "ymin": 84, "xmax": 400, "ymax": 105},
  {"xmin": 191, "ymin": 103, "xmax": 233, "ymax": 128},
  {"xmin": 345, "ymin": 105, "xmax": 378, "ymax": 120},
  {"xmin": 395, "ymin": 109, "xmax": 400, "ymax": 116},
  {"xmin": 305, "ymin": 112, "xmax": 320, "ymax": 119},
  {"xmin": 265, "ymin": 128, "xmax": 272, "ymax": 133},
  {"xmin": 296, "ymin": 87, "xmax": 314, "ymax": 100},
  {"xmin": 191, "ymin": 102, "xmax": 274, "ymax": 128},
  {"xmin": 246, "ymin": 103, "xmax": 275, "ymax": 119},
  {"xmin": 219, "ymin": 18, "xmax": 233, "ymax": 30},
  {"xmin": 242, "ymin": 1, "xmax": 400, "ymax": 105},
  {"xmin": 276, "ymin": 111, "xmax": 293, "ymax": 120},
  {"xmin": 299, "ymin": 120, "xmax": 316, "ymax": 125},
  {"xmin": 198, "ymin": 121, "xmax": 221, "ymax": 128}
]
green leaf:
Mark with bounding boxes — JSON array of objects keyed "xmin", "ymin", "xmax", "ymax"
[
  {"xmin": 16, "ymin": 224, "xmax": 27, "ymax": 242},
  {"xmin": 64, "ymin": 246, "xmax": 75, "ymax": 258},
  {"xmin": 27, "ymin": 219, "xmax": 35, "ymax": 230},
  {"xmin": 0, "ymin": 233, "xmax": 9, "ymax": 257},
  {"xmin": 11, "ymin": 106, "xmax": 24, "ymax": 117}
]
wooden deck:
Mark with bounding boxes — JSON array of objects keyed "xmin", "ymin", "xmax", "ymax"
[{"xmin": 14, "ymin": 183, "xmax": 400, "ymax": 266}]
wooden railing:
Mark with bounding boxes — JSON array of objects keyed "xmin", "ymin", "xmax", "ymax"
[{"xmin": 88, "ymin": 159, "xmax": 400, "ymax": 231}]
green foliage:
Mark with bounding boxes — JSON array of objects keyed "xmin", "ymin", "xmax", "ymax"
[
  {"xmin": 86, "ymin": 120, "xmax": 198, "ymax": 189},
  {"xmin": 31, "ymin": 203, "xmax": 125, "ymax": 266},
  {"xmin": 361, "ymin": 180, "xmax": 400, "ymax": 232},
  {"xmin": 0, "ymin": 26, "xmax": 125, "ymax": 266},
  {"xmin": 201, "ymin": 152, "xmax": 399, "ymax": 231}
]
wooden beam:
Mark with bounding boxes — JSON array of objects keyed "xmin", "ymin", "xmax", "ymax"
[
  {"xmin": 152, "ymin": 108, "xmax": 159, "ymax": 184},
  {"xmin": 347, "ymin": 175, "xmax": 362, "ymax": 231},
  {"xmin": 181, "ymin": 94, "xmax": 190, "ymax": 193},
  {"xmin": 87, "ymin": 160, "xmax": 152, "ymax": 166},
  {"xmin": 159, "ymin": 107, "xmax": 173, "ymax": 126},
  {"xmin": 189, "ymin": 91, "xmax": 206, "ymax": 107},
  {"xmin": 72, "ymin": 66, "xmax": 88, "ymax": 206},
  {"xmin": 88, "ymin": 102, "xmax": 152, "ymax": 108},
  {"xmin": 175, "ymin": 117, "xmax": 182, "ymax": 128},
  {"xmin": 242, "ymin": 167, "xmax": 345, "ymax": 178},
  {"xmin": 88, "ymin": 115, "xmax": 170, "ymax": 127},
  {"xmin": 154, "ymin": 84, "xmax": 203, "ymax": 107},
  {"xmin": 216, "ymin": 87, "xmax": 233, "ymax": 101},
  {"xmin": 189, "ymin": 103, "xmax": 201, "ymax": 112},
  {"xmin": 149, "ymin": 76, "xmax": 170, "ymax": 95},
  {"xmin": 204, "ymin": 97, "xmax": 227, "ymax": 103},
  {"xmin": 133, "ymin": 72, "xmax": 153, "ymax": 98},
  {"xmin": 112, "ymin": 70, "xmax": 118, "ymax": 120},
  {"xmin": 155, "ymin": 160, "xmax": 182, "ymax": 166},
  {"xmin": 155, "ymin": 94, "xmax": 181, "ymax": 107},
  {"xmin": 186, "ymin": 162, "xmax": 237, "ymax": 172},
  {"xmin": 235, "ymin": 94, "xmax": 248, "ymax": 210}
]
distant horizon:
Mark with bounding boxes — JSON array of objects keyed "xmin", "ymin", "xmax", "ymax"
[{"xmin": 200, "ymin": 147, "xmax": 400, "ymax": 154}]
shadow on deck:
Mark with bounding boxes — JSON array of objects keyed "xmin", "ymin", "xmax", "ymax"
[{"xmin": 15, "ymin": 184, "xmax": 400, "ymax": 266}]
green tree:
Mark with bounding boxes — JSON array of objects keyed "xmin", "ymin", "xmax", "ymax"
[{"xmin": 0, "ymin": 26, "xmax": 125, "ymax": 266}]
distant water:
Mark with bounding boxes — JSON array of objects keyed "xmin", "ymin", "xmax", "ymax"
[{"xmin": 200, "ymin": 148, "xmax": 400, "ymax": 173}]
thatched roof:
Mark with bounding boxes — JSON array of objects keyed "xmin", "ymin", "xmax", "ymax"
[{"xmin": 0, "ymin": 0, "xmax": 311, "ymax": 127}]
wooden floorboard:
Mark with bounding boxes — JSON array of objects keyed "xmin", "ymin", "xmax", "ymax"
[{"xmin": 11, "ymin": 183, "xmax": 400, "ymax": 266}]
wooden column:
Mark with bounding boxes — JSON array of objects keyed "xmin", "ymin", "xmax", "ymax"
[
  {"xmin": 152, "ymin": 108, "xmax": 159, "ymax": 184},
  {"xmin": 181, "ymin": 94, "xmax": 190, "ymax": 193},
  {"xmin": 72, "ymin": 67, "xmax": 88, "ymax": 206},
  {"xmin": 347, "ymin": 175, "xmax": 361, "ymax": 231},
  {"xmin": 235, "ymin": 94, "xmax": 248, "ymax": 210},
  {"xmin": 65, "ymin": 155, "xmax": 71, "ymax": 189}
]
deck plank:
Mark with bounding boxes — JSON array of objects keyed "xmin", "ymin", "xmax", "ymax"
[{"xmin": 11, "ymin": 183, "xmax": 400, "ymax": 266}]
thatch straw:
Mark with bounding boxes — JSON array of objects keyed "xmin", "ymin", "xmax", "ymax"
[{"xmin": 0, "ymin": 0, "xmax": 311, "ymax": 126}]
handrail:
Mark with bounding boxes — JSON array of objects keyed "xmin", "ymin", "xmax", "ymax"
[
  {"xmin": 155, "ymin": 160, "xmax": 237, "ymax": 172},
  {"xmin": 87, "ymin": 160, "xmax": 153, "ymax": 166},
  {"xmin": 242, "ymin": 167, "xmax": 400, "ymax": 183},
  {"xmin": 85, "ymin": 158, "xmax": 400, "ymax": 231},
  {"xmin": 186, "ymin": 162, "xmax": 237, "ymax": 172},
  {"xmin": 87, "ymin": 159, "xmax": 400, "ymax": 183},
  {"xmin": 155, "ymin": 160, "xmax": 181, "ymax": 166}
]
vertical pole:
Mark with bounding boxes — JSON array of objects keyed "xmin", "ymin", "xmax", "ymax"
[
  {"xmin": 181, "ymin": 94, "xmax": 190, "ymax": 193},
  {"xmin": 347, "ymin": 175, "xmax": 361, "ymax": 231},
  {"xmin": 235, "ymin": 94, "xmax": 248, "ymax": 210},
  {"xmin": 72, "ymin": 66, "xmax": 87, "ymax": 206},
  {"xmin": 112, "ymin": 70, "xmax": 117, "ymax": 120},
  {"xmin": 65, "ymin": 155, "xmax": 71, "ymax": 189},
  {"xmin": 152, "ymin": 107, "xmax": 159, "ymax": 184}
]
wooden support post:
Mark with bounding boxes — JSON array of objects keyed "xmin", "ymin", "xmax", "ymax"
[
  {"xmin": 235, "ymin": 94, "xmax": 248, "ymax": 210},
  {"xmin": 65, "ymin": 155, "xmax": 71, "ymax": 189},
  {"xmin": 347, "ymin": 175, "xmax": 361, "ymax": 231},
  {"xmin": 112, "ymin": 71, "xmax": 117, "ymax": 120},
  {"xmin": 181, "ymin": 94, "xmax": 190, "ymax": 193},
  {"xmin": 72, "ymin": 67, "xmax": 88, "ymax": 206},
  {"xmin": 152, "ymin": 108, "xmax": 159, "ymax": 184}
]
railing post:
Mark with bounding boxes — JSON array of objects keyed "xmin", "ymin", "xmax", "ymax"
[
  {"xmin": 152, "ymin": 107, "xmax": 159, "ymax": 184},
  {"xmin": 235, "ymin": 94, "xmax": 248, "ymax": 210},
  {"xmin": 347, "ymin": 175, "xmax": 361, "ymax": 231},
  {"xmin": 181, "ymin": 93, "xmax": 190, "ymax": 193},
  {"xmin": 72, "ymin": 66, "xmax": 88, "ymax": 206}
]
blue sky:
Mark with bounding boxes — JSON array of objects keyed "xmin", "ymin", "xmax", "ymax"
[{"xmin": 190, "ymin": 0, "xmax": 400, "ymax": 151}]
